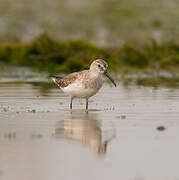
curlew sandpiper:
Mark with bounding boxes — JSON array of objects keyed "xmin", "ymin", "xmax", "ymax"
[{"xmin": 52, "ymin": 59, "xmax": 116, "ymax": 110}]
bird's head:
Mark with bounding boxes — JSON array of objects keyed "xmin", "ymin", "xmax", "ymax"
[{"xmin": 90, "ymin": 59, "xmax": 116, "ymax": 87}]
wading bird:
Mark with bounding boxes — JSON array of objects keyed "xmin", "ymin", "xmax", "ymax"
[{"xmin": 52, "ymin": 59, "xmax": 116, "ymax": 110}]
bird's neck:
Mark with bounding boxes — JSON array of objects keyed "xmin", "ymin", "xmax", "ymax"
[{"xmin": 89, "ymin": 69, "xmax": 102, "ymax": 79}]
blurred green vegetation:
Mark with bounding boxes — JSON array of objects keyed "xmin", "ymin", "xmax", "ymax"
[
  {"xmin": 136, "ymin": 77, "xmax": 179, "ymax": 88},
  {"xmin": 0, "ymin": 34, "xmax": 179, "ymax": 76}
]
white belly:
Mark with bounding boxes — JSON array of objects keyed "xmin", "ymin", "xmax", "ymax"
[{"xmin": 62, "ymin": 80, "xmax": 102, "ymax": 98}]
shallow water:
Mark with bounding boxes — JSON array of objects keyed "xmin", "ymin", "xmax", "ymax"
[{"xmin": 0, "ymin": 82, "xmax": 179, "ymax": 180}]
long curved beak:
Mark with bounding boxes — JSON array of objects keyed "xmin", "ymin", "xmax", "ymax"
[{"xmin": 104, "ymin": 71, "xmax": 117, "ymax": 87}]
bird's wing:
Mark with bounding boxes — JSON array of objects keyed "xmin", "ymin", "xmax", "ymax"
[{"xmin": 52, "ymin": 71, "xmax": 85, "ymax": 88}]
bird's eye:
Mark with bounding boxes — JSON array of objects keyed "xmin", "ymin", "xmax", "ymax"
[{"xmin": 98, "ymin": 64, "xmax": 101, "ymax": 68}]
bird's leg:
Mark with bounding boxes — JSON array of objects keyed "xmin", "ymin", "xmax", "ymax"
[
  {"xmin": 86, "ymin": 98, "xmax": 88, "ymax": 110},
  {"xmin": 70, "ymin": 97, "xmax": 73, "ymax": 109}
]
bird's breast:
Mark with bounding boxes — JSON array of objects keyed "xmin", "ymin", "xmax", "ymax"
[
  {"xmin": 84, "ymin": 76, "xmax": 103, "ymax": 90},
  {"xmin": 62, "ymin": 76, "xmax": 103, "ymax": 98}
]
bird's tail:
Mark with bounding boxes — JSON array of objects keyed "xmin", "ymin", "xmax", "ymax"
[{"xmin": 51, "ymin": 76, "xmax": 62, "ymax": 84}]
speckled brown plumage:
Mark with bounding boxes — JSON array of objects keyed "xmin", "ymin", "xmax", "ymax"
[{"xmin": 52, "ymin": 70, "xmax": 88, "ymax": 88}]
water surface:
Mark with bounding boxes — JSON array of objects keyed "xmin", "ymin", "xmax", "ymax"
[{"xmin": 0, "ymin": 82, "xmax": 179, "ymax": 180}]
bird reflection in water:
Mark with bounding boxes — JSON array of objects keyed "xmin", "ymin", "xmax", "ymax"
[{"xmin": 54, "ymin": 111, "xmax": 115, "ymax": 157}]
